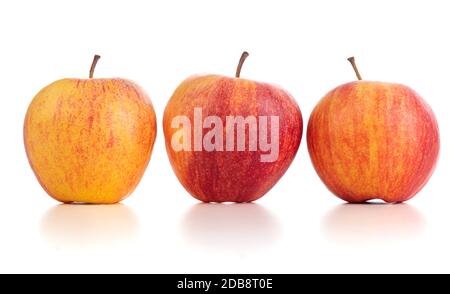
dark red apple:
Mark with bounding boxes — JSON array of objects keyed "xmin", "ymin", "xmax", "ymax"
[{"xmin": 163, "ymin": 52, "xmax": 303, "ymax": 202}]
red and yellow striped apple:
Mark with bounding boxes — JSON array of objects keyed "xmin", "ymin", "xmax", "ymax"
[
  {"xmin": 307, "ymin": 57, "xmax": 439, "ymax": 203},
  {"xmin": 24, "ymin": 55, "xmax": 156, "ymax": 204},
  {"xmin": 163, "ymin": 52, "xmax": 303, "ymax": 202}
]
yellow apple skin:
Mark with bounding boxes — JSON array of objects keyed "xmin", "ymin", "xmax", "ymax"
[{"xmin": 24, "ymin": 78, "xmax": 156, "ymax": 204}]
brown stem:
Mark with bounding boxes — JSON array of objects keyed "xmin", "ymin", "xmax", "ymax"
[
  {"xmin": 235, "ymin": 51, "xmax": 249, "ymax": 78},
  {"xmin": 347, "ymin": 56, "xmax": 362, "ymax": 80},
  {"xmin": 89, "ymin": 55, "xmax": 101, "ymax": 79}
]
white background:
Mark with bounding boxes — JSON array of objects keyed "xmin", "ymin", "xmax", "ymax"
[{"xmin": 0, "ymin": 0, "xmax": 448, "ymax": 273}]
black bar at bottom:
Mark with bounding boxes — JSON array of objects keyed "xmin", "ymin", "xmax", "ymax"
[{"xmin": 0, "ymin": 274, "xmax": 443, "ymax": 291}]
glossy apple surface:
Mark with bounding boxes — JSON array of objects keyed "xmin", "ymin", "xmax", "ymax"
[
  {"xmin": 307, "ymin": 58, "xmax": 439, "ymax": 203},
  {"xmin": 163, "ymin": 52, "xmax": 302, "ymax": 202},
  {"xmin": 24, "ymin": 56, "xmax": 157, "ymax": 204}
]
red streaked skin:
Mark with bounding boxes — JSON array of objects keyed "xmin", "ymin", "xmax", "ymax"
[
  {"xmin": 24, "ymin": 78, "xmax": 157, "ymax": 204},
  {"xmin": 307, "ymin": 81, "xmax": 440, "ymax": 203},
  {"xmin": 163, "ymin": 75, "xmax": 303, "ymax": 203}
]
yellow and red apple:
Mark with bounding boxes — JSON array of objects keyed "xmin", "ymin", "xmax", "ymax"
[
  {"xmin": 24, "ymin": 55, "xmax": 157, "ymax": 204},
  {"xmin": 163, "ymin": 52, "xmax": 303, "ymax": 202},
  {"xmin": 307, "ymin": 57, "xmax": 439, "ymax": 203}
]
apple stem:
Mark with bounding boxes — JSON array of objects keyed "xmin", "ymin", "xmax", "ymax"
[
  {"xmin": 347, "ymin": 56, "xmax": 362, "ymax": 80},
  {"xmin": 89, "ymin": 55, "xmax": 101, "ymax": 79},
  {"xmin": 235, "ymin": 51, "xmax": 249, "ymax": 78}
]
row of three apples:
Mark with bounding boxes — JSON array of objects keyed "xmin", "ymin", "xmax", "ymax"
[{"xmin": 24, "ymin": 53, "xmax": 439, "ymax": 204}]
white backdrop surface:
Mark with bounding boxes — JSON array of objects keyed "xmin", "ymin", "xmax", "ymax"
[{"xmin": 0, "ymin": 0, "xmax": 448, "ymax": 273}]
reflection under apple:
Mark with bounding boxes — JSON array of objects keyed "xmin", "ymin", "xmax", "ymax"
[
  {"xmin": 180, "ymin": 203, "xmax": 281, "ymax": 254},
  {"xmin": 322, "ymin": 203, "xmax": 425, "ymax": 244},
  {"xmin": 40, "ymin": 204, "xmax": 139, "ymax": 249}
]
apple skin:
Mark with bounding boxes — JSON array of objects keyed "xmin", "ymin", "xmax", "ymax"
[
  {"xmin": 307, "ymin": 81, "xmax": 439, "ymax": 203},
  {"xmin": 163, "ymin": 74, "xmax": 303, "ymax": 203},
  {"xmin": 24, "ymin": 78, "xmax": 157, "ymax": 204}
]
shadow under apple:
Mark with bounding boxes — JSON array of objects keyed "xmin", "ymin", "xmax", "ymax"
[
  {"xmin": 180, "ymin": 203, "xmax": 281, "ymax": 254},
  {"xmin": 40, "ymin": 203, "xmax": 139, "ymax": 249},
  {"xmin": 322, "ymin": 203, "xmax": 425, "ymax": 244}
]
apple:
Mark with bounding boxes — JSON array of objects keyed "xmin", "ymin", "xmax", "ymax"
[
  {"xmin": 24, "ymin": 55, "xmax": 157, "ymax": 204},
  {"xmin": 163, "ymin": 52, "xmax": 303, "ymax": 202},
  {"xmin": 307, "ymin": 57, "xmax": 440, "ymax": 203}
]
